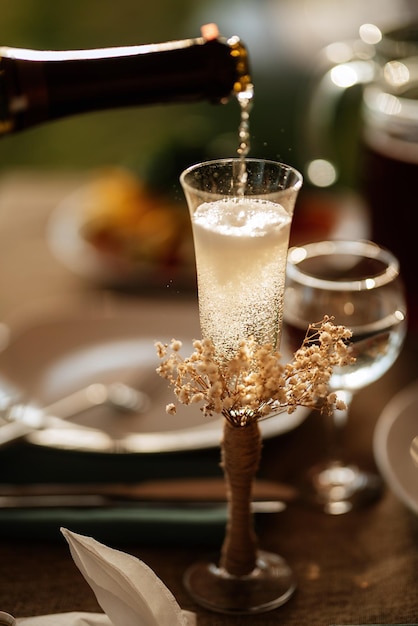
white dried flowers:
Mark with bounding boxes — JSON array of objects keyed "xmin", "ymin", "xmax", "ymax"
[{"xmin": 155, "ymin": 315, "xmax": 353, "ymax": 427}]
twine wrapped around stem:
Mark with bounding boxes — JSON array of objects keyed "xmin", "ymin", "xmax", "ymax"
[{"xmin": 219, "ymin": 418, "xmax": 261, "ymax": 576}]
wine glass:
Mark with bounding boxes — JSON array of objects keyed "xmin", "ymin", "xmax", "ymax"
[
  {"xmin": 179, "ymin": 158, "xmax": 302, "ymax": 613},
  {"xmin": 283, "ymin": 239, "xmax": 407, "ymax": 514}
]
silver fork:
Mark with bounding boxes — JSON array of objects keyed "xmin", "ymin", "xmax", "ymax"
[
  {"xmin": 43, "ymin": 382, "xmax": 150, "ymax": 419},
  {"xmin": 0, "ymin": 382, "xmax": 151, "ymax": 447}
]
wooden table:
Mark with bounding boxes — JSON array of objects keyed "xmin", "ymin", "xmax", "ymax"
[{"xmin": 0, "ymin": 171, "xmax": 417, "ymax": 625}]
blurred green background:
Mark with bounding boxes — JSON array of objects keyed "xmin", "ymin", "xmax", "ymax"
[
  {"xmin": 0, "ymin": 0, "xmax": 413, "ymax": 185},
  {"xmin": 0, "ymin": 0, "xmax": 306, "ymax": 183}
]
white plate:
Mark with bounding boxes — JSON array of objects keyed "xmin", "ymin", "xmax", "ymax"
[
  {"xmin": 0, "ymin": 299, "xmax": 308, "ymax": 454},
  {"xmin": 373, "ymin": 380, "xmax": 418, "ymax": 515}
]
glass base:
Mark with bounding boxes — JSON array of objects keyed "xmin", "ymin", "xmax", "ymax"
[
  {"xmin": 303, "ymin": 460, "xmax": 383, "ymax": 514},
  {"xmin": 183, "ymin": 550, "xmax": 296, "ymax": 615}
]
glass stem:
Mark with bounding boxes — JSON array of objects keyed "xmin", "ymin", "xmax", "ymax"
[{"xmin": 327, "ymin": 389, "xmax": 353, "ymax": 464}]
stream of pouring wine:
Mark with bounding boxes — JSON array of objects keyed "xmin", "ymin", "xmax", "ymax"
[{"xmin": 235, "ymin": 84, "xmax": 254, "ymax": 194}]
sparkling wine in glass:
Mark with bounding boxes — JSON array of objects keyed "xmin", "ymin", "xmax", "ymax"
[
  {"xmin": 283, "ymin": 239, "xmax": 407, "ymax": 514},
  {"xmin": 184, "ymin": 159, "xmax": 301, "ymax": 361}
]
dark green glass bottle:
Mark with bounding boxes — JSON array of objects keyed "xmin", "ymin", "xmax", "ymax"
[{"xmin": 0, "ymin": 29, "xmax": 251, "ymax": 135}]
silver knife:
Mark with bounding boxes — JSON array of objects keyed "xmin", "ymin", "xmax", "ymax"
[
  {"xmin": 0, "ymin": 477, "xmax": 297, "ymax": 510},
  {"xmin": 0, "ymin": 493, "xmax": 285, "ymax": 512}
]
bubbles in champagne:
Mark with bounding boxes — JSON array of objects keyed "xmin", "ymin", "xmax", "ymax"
[{"xmin": 192, "ymin": 197, "xmax": 291, "ymax": 360}]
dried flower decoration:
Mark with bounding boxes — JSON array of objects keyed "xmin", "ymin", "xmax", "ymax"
[{"xmin": 155, "ymin": 315, "xmax": 353, "ymax": 427}]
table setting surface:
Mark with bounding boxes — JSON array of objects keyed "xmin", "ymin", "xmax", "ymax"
[{"xmin": 0, "ymin": 170, "xmax": 417, "ymax": 625}]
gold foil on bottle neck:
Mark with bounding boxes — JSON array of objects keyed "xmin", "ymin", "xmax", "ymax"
[{"xmin": 227, "ymin": 36, "xmax": 252, "ymax": 95}]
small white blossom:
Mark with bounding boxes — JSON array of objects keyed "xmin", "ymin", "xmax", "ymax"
[{"xmin": 170, "ymin": 339, "xmax": 182, "ymax": 351}]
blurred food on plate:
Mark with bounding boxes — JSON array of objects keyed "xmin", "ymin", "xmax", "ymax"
[{"xmin": 79, "ymin": 167, "xmax": 194, "ymax": 270}]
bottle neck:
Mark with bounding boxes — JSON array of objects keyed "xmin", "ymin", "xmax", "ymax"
[{"xmin": 0, "ymin": 35, "xmax": 251, "ymax": 134}]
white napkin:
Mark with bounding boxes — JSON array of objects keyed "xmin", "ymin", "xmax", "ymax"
[{"xmin": 16, "ymin": 528, "xmax": 196, "ymax": 626}]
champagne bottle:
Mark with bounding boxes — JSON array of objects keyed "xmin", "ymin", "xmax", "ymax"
[{"xmin": 0, "ymin": 25, "xmax": 251, "ymax": 136}]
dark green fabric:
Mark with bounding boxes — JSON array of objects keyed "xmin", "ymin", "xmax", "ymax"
[
  {"xmin": 0, "ymin": 503, "xmax": 227, "ymax": 546},
  {"xmin": 0, "ymin": 441, "xmax": 222, "ymax": 484},
  {"xmin": 0, "ymin": 441, "xmax": 226, "ymax": 545}
]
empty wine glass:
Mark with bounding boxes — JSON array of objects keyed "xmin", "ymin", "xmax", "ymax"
[{"xmin": 283, "ymin": 240, "xmax": 407, "ymax": 514}]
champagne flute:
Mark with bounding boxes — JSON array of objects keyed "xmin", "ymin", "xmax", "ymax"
[
  {"xmin": 180, "ymin": 158, "xmax": 302, "ymax": 613},
  {"xmin": 283, "ymin": 239, "xmax": 407, "ymax": 514}
]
